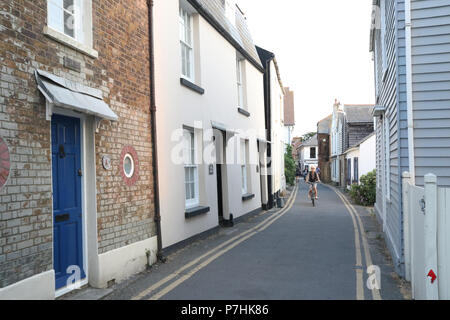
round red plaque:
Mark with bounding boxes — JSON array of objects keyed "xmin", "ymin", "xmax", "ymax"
[{"xmin": 0, "ymin": 137, "xmax": 11, "ymax": 190}]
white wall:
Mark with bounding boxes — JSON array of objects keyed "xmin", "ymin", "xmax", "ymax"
[
  {"xmin": 0, "ymin": 270, "xmax": 55, "ymax": 300},
  {"xmin": 154, "ymin": 0, "xmax": 265, "ymax": 248},
  {"xmin": 359, "ymin": 134, "xmax": 376, "ymax": 178},
  {"xmin": 345, "ymin": 134, "xmax": 375, "ymax": 186},
  {"xmin": 345, "ymin": 148, "xmax": 360, "ymax": 185},
  {"xmin": 269, "ymin": 61, "xmax": 285, "ymax": 193},
  {"xmin": 300, "ymin": 146, "xmax": 318, "ymax": 171}
]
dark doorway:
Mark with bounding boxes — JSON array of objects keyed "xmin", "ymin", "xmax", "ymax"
[
  {"xmin": 214, "ymin": 129, "xmax": 226, "ymax": 224},
  {"xmin": 216, "ymin": 163, "xmax": 223, "ymax": 220}
]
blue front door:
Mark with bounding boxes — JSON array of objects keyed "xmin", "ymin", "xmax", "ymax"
[{"xmin": 51, "ymin": 114, "xmax": 85, "ymax": 290}]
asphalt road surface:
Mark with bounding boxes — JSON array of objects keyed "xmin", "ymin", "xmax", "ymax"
[{"xmin": 104, "ymin": 181, "xmax": 406, "ymax": 300}]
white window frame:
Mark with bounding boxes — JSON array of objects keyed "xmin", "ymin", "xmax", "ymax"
[
  {"xmin": 183, "ymin": 128, "xmax": 199, "ymax": 209},
  {"xmin": 374, "ymin": 48, "xmax": 380, "ymax": 99},
  {"xmin": 241, "ymin": 139, "xmax": 248, "ymax": 195},
  {"xmin": 45, "ymin": 0, "xmax": 97, "ymax": 58},
  {"xmin": 384, "ymin": 116, "xmax": 391, "ymax": 201},
  {"xmin": 380, "ymin": 0, "xmax": 388, "ymax": 80},
  {"xmin": 236, "ymin": 58, "xmax": 244, "ymax": 108},
  {"xmin": 179, "ymin": 6, "xmax": 195, "ymax": 81},
  {"xmin": 47, "ymin": 0, "xmax": 83, "ymax": 42},
  {"xmin": 123, "ymin": 154, "xmax": 135, "ymax": 178}
]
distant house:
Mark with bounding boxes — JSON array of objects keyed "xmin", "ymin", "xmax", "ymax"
[
  {"xmin": 317, "ymin": 115, "xmax": 332, "ymax": 182},
  {"xmin": 257, "ymin": 46, "xmax": 286, "ymax": 209},
  {"xmin": 330, "ymin": 100, "xmax": 374, "ymax": 187},
  {"xmin": 299, "ymin": 134, "xmax": 318, "ymax": 172},
  {"xmin": 330, "ymin": 100, "xmax": 346, "ymax": 186},
  {"xmin": 291, "ymin": 137, "xmax": 303, "ymax": 165},
  {"xmin": 343, "ymin": 105, "xmax": 374, "ymax": 151},
  {"xmin": 344, "ymin": 132, "xmax": 376, "ymax": 187},
  {"xmin": 370, "ymin": 0, "xmax": 450, "ymax": 276},
  {"xmin": 284, "ymin": 87, "xmax": 295, "ymax": 146}
]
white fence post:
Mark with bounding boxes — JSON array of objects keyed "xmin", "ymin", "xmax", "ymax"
[
  {"xmin": 424, "ymin": 174, "xmax": 439, "ymax": 300},
  {"xmin": 437, "ymin": 186, "xmax": 450, "ymax": 300},
  {"xmin": 402, "ymin": 172, "xmax": 412, "ymax": 282}
]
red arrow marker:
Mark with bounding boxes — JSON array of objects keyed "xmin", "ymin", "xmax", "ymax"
[{"xmin": 428, "ymin": 270, "xmax": 437, "ymax": 284}]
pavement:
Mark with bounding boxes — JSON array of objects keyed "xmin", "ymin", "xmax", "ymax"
[{"xmin": 65, "ymin": 181, "xmax": 410, "ymax": 300}]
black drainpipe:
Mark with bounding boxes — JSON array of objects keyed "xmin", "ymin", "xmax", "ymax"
[{"xmin": 147, "ymin": 0, "xmax": 165, "ymax": 263}]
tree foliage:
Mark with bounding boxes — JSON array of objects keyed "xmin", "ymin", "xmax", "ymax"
[
  {"xmin": 301, "ymin": 132, "xmax": 316, "ymax": 141},
  {"xmin": 285, "ymin": 145, "xmax": 296, "ymax": 186}
]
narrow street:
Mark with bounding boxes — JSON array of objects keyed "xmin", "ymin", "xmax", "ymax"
[{"xmin": 103, "ymin": 182, "xmax": 406, "ymax": 301}]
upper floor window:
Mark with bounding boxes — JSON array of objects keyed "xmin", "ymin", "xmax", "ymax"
[
  {"xmin": 236, "ymin": 58, "xmax": 244, "ymax": 107},
  {"xmin": 180, "ymin": 7, "xmax": 194, "ymax": 81},
  {"xmin": 47, "ymin": 0, "xmax": 82, "ymax": 41},
  {"xmin": 310, "ymin": 147, "xmax": 316, "ymax": 159},
  {"xmin": 45, "ymin": 0, "xmax": 96, "ymax": 57}
]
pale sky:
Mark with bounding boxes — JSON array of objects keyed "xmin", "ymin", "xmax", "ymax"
[{"xmin": 236, "ymin": 0, "xmax": 376, "ymax": 137}]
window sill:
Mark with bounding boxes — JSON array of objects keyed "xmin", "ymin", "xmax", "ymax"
[
  {"xmin": 43, "ymin": 26, "xmax": 98, "ymax": 59},
  {"xmin": 180, "ymin": 78, "xmax": 205, "ymax": 95},
  {"xmin": 242, "ymin": 193, "xmax": 255, "ymax": 201},
  {"xmin": 185, "ymin": 206, "xmax": 210, "ymax": 219},
  {"xmin": 237, "ymin": 107, "xmax": 250, "ymax": 117}
]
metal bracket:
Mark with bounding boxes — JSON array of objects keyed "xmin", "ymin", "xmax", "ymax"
[
  {"xmin": 46, "ymin": 101, "xmax": 54, "ymax": 121},
  {"xmin": 420, "ymin": 198, "xmax": 426, "ymax": 214},
  {"xmin": 95, "ymin": 117, "xmax": 103, "ymax": 133}
]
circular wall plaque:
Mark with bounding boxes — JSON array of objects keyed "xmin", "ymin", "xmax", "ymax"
[
  {"xmin": 120, "ymin": 146, "xmax": 139, "ymax": 186},
  {"xmin": 0, "ymin": 137, "xmax": 11, "ymax": 190},
  {"xmin": 102, "ymin": 155, "xmax": 112, "ymax": 170}
]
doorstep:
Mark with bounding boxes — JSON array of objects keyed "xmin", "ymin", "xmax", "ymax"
[{"xmin": 59, "ymin": 286, "xmax": 113, "ymax": 300}]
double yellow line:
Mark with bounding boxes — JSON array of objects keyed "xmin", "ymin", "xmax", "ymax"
[
  {"xmin": 331, "ymin": 187, "xmax": 382, "ymax": 300},
  {"xmin": 132, "ymin": 183, "xmax": 299, "ymax": 300}
]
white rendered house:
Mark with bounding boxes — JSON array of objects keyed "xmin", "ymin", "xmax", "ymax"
[
  {"xmin": 299, "ymin": 134, "xmax": 318, "ymax": 172},
  {"xmin": 154, "ymin": 0, "xmax": 267, "ymax": 248},
  {"xmin": 256, "ymin": 46, "xmax": 287, "ymax": 207}
]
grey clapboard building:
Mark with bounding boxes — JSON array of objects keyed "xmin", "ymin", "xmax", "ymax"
[{"xmin": 370, "ymin": 0, "xmax": 450, "ymax": 276}]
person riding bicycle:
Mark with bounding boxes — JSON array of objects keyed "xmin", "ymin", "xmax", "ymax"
[{"xmin": 306, "ymin": 166, "xmax": 320, "ymax": 200}]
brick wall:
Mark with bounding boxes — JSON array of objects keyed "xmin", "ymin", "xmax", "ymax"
[
  {"xmin": 92, "ymin": 0, "xmax": 156, "ymax": 254},
  {"xmin": 0, "ymin": 0, "xmax": 156, "ymax": 287}
]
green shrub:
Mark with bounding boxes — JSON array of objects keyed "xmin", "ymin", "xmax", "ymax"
[
  {"xmin": 284, "ymin": 145, "xmax": 296, "ymax": 186},
  {"xmin": 349, "ymin": 170, "xmax": 376, "ymax": 206}
]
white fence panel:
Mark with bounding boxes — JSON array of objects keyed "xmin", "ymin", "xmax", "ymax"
[
  {"xmin": 404, "ymin": 172, "xmax": 450, "ymax": 300},
  {"xmin": 438, "ymin": 187, "xmax": 450, "ymax": 300},
  {"xmin": 409, "ymin": 182, "xmax": 426, "ymax": 300}
]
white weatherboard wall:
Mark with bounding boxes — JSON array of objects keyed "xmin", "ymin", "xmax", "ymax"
[{"xmin": 154, "ymin": 0, "xmax": 265, "ymax": 248}]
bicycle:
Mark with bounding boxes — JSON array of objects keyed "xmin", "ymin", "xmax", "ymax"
[{"xmin": 308, "ymin": 182, "xmax": 318, "ymax": 207}]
